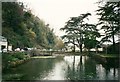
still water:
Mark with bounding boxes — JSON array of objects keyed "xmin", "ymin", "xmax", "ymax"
[{"xmin": 2, "ymin": 56, "xmax": 118, "ymax": 80}]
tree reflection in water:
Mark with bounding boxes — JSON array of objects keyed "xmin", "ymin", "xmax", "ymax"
[{"xmin": 64, "ymin": 56, "xmax": 118, "ymax": 80}]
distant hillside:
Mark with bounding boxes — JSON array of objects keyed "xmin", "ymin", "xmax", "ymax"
[{"xmin": 2, "ymin": 2, "xmax": 63, "ymax": 49}]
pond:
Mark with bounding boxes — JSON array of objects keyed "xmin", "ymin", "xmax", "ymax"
[{"xmin": 2, "ymin": 56, "xmax": 118, "ymax": 80}]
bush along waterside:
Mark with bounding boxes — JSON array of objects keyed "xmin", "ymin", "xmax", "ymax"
[{"xmin": 2, "ymin": 52, "xmax": 30, "ymax": 69}]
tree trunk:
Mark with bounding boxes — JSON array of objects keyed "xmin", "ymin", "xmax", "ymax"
[
  {"xmin": 73, "ymin": 44, "xmax": 75, "ymax": 52},
  {"xmin": 73, "ymin": 38, "xmax": 75, "ymax": 52},
  {"xmin": 110, "ymin": 21, "xmax": 115, "ymax": 54},
  {"xmin": 112, "ymin": 27, "xmax": 115, "ymax": 54},
  {"xmin": 96, "ymin": 47, "xmax": 98, "ymax": 54},
  {"xmin": 88, "ymin": 48, "xmax": 90, "ymax": 54}
]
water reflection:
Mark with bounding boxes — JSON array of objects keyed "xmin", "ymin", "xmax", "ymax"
[
  {"xmin": 2, "ymin": 56, "xmax": 118, "ymax": 80},
  {"xmin": 64, "ymin": 56, "xmax": 118, "ymax": 80},
  {"xmin": 3, "ymin": 58, "xmax": 56, "ymax": 80},
  {"xmin": 64, "ymin": 56, "xmax": 97, "ymax": 80}
]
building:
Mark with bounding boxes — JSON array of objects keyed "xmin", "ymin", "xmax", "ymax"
[{"xmin": 0, "ymin": 36, "xmax": 8, "ymax": 52}]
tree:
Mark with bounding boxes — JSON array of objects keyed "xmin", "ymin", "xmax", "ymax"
[
  {"xmin": 61, "ymin": 13, "xmax": 100, "ymax": 53},
  {"xmin": 47, "ymin": 29, "xmax": 56, "ymax": 49},
  {"xmin": 61, "ymin": 34, "xmax": 76, "ymax": 52},
  {"xmin": 83, "ymin": 23, "xmax": 100, "ymax": 52},
  {"xmin": 61, "ymin": 13, "xmax": 91, "ymax": 53},
  {"xmin": 54, "ymin": 37, "xmax": 64, "ymax": 51},
  {"xmin": 84, "ymin": 39, "xmax": 99, "ymax": 52},
  {"xmin": 2, "ymin": 2, "xmax": 25, "ymax": 35},
  {"xmin": 96, "ymin": 2, "xmax": 120, "ymax": 53}
]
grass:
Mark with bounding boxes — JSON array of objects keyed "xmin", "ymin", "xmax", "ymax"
[
  {"xmin": 97, "ymin": 53, "xmax": 119, "ymax": 58},
  {"xmin": 31, "ymin": 56, "xmax": 56, "ymax": 59}
]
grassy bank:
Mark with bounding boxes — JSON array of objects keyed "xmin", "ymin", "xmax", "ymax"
[
  {"xmin": 53, "ymin": 51, "xmax": 87, "ymax": 56},
  {"xmin": 90, "ymin": 53, "xmax": 119, "ymax": 60},
  {"xmin": 2, "ymin": 52, "xmax": 30, "ymax": 69},
  {"xmin": 98, "ymin": 54, "xmax": 119, "ymax": 58}
]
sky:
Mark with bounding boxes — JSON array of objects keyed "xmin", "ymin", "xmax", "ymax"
[{"xmin": 19, "ymin": 0, "xmax": 101, "ymax": 37}]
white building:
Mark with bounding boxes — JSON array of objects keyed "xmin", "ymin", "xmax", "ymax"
[
  {"xmin": 0, "ymin": 36, "xmax": 8, "ymax": 52},
  {"xmin": 8, "ymin": 45, "xmax": 12, "ymax": 51}
]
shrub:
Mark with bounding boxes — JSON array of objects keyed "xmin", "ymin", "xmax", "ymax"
[
  {"xmin": 13, "ymin": 52, "xmax": 25, "ymax": 60},
  {"xmin": 2, "ymin": 52, "xmax": 29, "ymax": 69}
]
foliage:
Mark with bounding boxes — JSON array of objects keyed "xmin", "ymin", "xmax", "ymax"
[
  {"xmin": 106, "ymin": 42, "xmax": 119, "ymax": 54},
  {"xmin": 84, "ymin": 39, "xmax": 99, "ymax": 50},
  {"xmin": 60, "ymin": 13, "xmax": 100, "ymax": 52},
  {"xmin": 2, "ymin": 2, "xmax": 58, "ymax": 49},
  {"xmin": 2, "ymin": 52, "xmax": 29, "ymax": 69},
  {"xmin": 54, "ymin": 37, "xmax": 64, "ymax": 50},
  {"xmin": 96, "ymin": 2, "xmax": 120, "ymax": 53}
]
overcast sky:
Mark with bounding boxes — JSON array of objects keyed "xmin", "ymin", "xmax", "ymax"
[{"xmin": 19, "ymin": 0, "xmax": 101, "ymax": 37}]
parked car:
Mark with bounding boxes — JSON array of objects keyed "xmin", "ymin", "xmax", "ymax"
[{"xmin": 15, "ymin": 48, "xmax": 20, "ymax": 51}]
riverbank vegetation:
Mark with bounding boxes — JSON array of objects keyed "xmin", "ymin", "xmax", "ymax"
[{"xmin": 2, "ymin": 52, "xmax": 30, "ymax": 69}]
